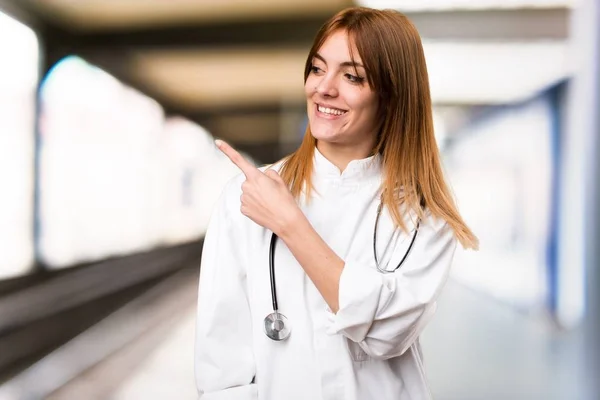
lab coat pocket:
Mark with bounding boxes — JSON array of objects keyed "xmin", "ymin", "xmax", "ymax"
[{"xmin": 345, "ymin": 338, "xmax": 370, "ymax": 362}]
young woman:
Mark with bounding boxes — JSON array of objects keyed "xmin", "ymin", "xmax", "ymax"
[{"xmin": 195, "ymin": 6, "xmax": 478, "ymax": 400}]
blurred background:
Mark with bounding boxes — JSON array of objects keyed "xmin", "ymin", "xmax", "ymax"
[{"xmin": 0, "ymin": 0, "xmax": 597, "ymax": 399}]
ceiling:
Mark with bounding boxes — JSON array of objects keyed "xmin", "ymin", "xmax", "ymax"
[
  {"xmin": 24, "ymin": 0, "xmax": 354, "ymax": 30},
  {"xmin": 0, "ymin": 0, "xmax": 575, "ymax": 159},
  {"xmin": 128, "ymin": 40, "xmax": 570, "ymax": 112}
]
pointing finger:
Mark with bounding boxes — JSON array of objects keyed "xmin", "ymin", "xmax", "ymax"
[{"xmin": 215, "ymin": 139, "xmax": 259, "ymax": 178}]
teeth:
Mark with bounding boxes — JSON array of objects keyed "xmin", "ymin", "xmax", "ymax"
[{"xmin": 318, "ymin": 105, "xmax": 346, "ymax": 116}]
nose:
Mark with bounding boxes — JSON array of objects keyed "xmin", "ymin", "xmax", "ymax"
[{"xmin": 315, "ymin": 74, "xmax": 338, "ymax": 98}]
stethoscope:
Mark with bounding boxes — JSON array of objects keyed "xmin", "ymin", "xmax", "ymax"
[{"xmin": 264, "ymin": 201, "xmax": 420, "ymax": 341}]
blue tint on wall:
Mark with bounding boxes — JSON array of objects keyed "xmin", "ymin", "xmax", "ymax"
[{"xmin": 545, "ymin": 82, "xmax": 567, "ymax": 316}]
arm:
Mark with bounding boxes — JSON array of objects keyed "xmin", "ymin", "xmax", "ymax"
[
  {"xmin": 195, "ymin": 180, "xmax": 258, "ymax": 399},
  {"xmin": 334, "ymin": 215, "xmax": 455, "ymax": 359},
  {"xmin": 282, "ymin": 212, "xmax": 455, "ymax": 360},
  {"xmin": 278, "ymin": 214, "xmax": 344, "ymax": 311},
  {"xmin": 214, "ymin": 140, "xmax": 345, "ymax": 313}
]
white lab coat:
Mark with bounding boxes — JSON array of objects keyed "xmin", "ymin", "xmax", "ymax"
[{"xmin": 195, "ymin": 149, "xmax": 457, "ymax": 400}]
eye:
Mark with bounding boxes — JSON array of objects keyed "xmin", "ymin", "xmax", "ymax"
[
  {"xmin": 310, "ymin": 64, "xmax": 324, "ymax": 74},
  {"xmin": 345, "ymin": 73, "xmax": 365, "ymax": 84}
]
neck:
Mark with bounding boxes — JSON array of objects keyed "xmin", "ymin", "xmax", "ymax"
[{"xmin": 316, "ymin": 140, "xmax": 375, "ymax": 172}]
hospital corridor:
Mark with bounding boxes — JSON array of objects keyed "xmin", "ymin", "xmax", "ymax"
[{"xmin": 0, "ymin": 0, "xmax": 598, "ymax": 399}]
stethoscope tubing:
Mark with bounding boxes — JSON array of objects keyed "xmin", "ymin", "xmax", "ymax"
[
  {"xmin": 269, "ymin": 233, "xmax": 279, "ymax": 312},
  {"xmin": 265, "ymin": 201, "xmax": 420, "ymax": 340},
  {"xmin": 373, "ymin": 202, "xmax": 420, "ymax": 274}
]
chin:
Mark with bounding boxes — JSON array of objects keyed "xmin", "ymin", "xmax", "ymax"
[
  {"xmin": 309, "ymin": 122, "xmax": 341, "ymax": 140},
  {"xmin": 310, "ymin": 129, "xmax": 342, "ymax": 143}
]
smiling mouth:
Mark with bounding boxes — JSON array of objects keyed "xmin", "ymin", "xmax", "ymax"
[{"xmin": 317, "ymin": 104, "xmax": 348, "ymax": 116}]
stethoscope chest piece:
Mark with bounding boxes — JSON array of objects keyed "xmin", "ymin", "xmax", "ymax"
[{"xmin": 264, "ymin": 311, "xmax": 291, "ymax": 341}]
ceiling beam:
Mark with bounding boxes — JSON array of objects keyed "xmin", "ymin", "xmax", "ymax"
[
  {"xmin": 39, "ymin": 8, "xmax": 569, "ymax": 54},
  {"xmin": 43, "ymin": 15, "xmax": 329, "ymax": 52}
]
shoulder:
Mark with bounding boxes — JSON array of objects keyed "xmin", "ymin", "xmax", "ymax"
[
  {"xmin": 397, "ymin": 203, "xmax": 452, "ymax": 237},
  {"xmin": 211, "ymin": 173, "xmax": 245, "ymax": 225},
  {"xmin": 257, "ymin": 159, "xmax": 285, "ymax": 174},
  {"xmin": 221, "ymin": 172, "xmax": 245, "ymax": 198},
  {"xmin": 418, "ymin": 208, "xmax": 457, "ymax": 247}
]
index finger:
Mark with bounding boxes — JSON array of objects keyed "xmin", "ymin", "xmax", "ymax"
[{"xmin": 215, "ymin": 139, "xmax": 259, "ymax": 178}]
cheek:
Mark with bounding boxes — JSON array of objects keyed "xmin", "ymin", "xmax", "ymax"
[
  {"xmin": 349, "ymin": 98, "xmax": 379, "ymax": 132},
  {"xmin": 348, "ymin": 94, "xmax": 377, "ymax": 118},
  {"xmin": 304, "ymin": 77, "xmax": 316, "ymax": 97}
]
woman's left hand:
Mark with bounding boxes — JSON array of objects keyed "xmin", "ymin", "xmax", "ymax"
[{"xmin": 216, "ymin": 139, "xmax": 303, "ymax": 236}]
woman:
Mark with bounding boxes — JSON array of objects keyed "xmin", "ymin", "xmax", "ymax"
[{"xmin": 195, "ymin": 6, "xmax": 478, "ymax": 400}]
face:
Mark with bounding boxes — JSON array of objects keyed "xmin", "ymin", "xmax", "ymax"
[{"xmin": 305, "ymin": 30, "xmax": 379, "ymax": 154}]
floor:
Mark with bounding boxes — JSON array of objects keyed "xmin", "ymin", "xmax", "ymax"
[{"xmin": 32, "ymin": 277, "xmax": 590, "ymax": 400}]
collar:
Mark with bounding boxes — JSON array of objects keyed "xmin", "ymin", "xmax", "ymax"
[{"xmin": 313, "ymin": 147, "xmax": 382, "ymax": 185}]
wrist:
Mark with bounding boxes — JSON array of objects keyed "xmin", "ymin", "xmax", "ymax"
[{"xmin": 277, "ymin": 208, "xmax": 308, "ymax": 241}]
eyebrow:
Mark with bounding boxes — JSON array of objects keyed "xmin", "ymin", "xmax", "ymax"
[{"xmin": 313, "ymin": 53, "xmax": 365, "ymax": 69}]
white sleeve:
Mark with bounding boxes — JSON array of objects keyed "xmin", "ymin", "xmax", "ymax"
[
  {"xmin": 325, "ymin": 214, "xmax": 457, "ymax": 360},
  {"xmin": 195, "ymin": 179, "xmax": 258, "ymax": 399}
]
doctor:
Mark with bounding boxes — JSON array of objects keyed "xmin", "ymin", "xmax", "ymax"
[{"xmin": 195, "ymin": 6, "xmax": 478, "ymax": 400}]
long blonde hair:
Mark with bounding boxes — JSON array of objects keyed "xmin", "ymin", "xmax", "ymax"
[{"xmin": 279, "ymin": 7, "xmax": 478, "ymax": 249}]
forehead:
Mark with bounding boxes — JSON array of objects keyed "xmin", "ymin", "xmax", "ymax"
[{"xmin": 316, "ymin": 30, "xmax": 362, "ymax": 64}]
